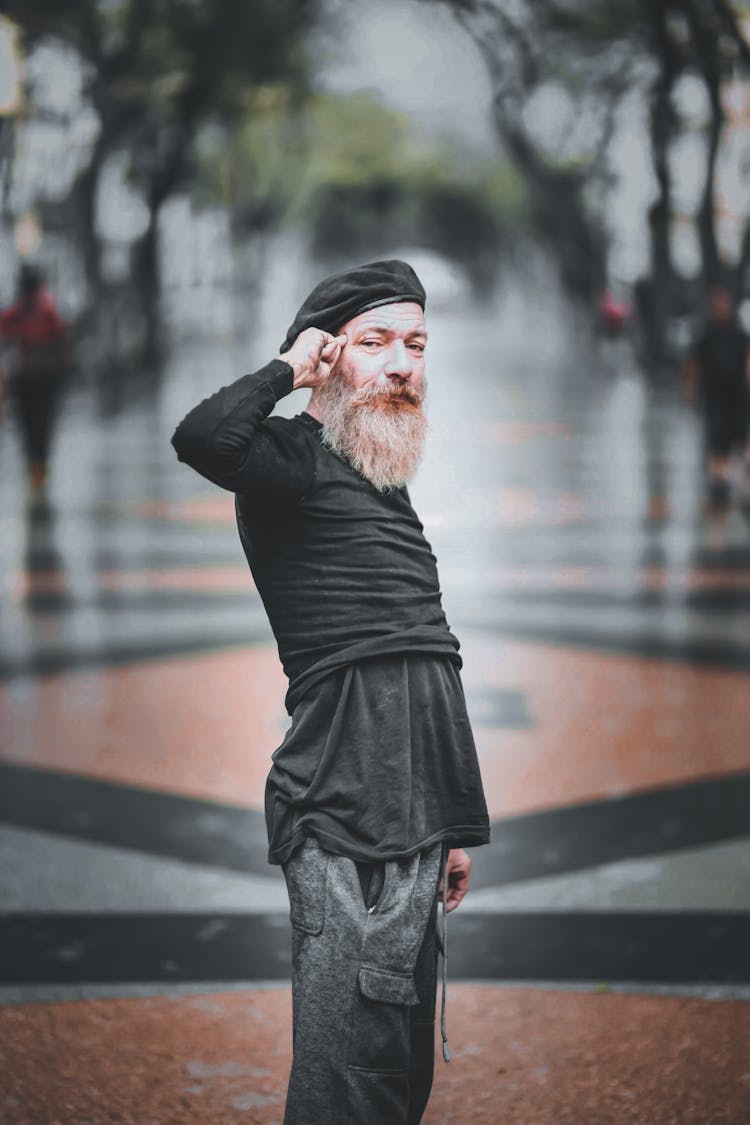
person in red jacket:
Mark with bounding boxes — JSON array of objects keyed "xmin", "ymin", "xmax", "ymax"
[{"xmin": 0, "ymin": 263, "xmax": 69, "ymax": 494}]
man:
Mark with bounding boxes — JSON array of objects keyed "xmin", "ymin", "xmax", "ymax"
[
  {"xmin": 171, "ymin": 259, "xmax": 489, "ymax": 1124},
  {"xmin": 0, "ymin": 263, "xmax": 69, "ymax": 495},
  {"xmin": 683, "ymin": 285, "xmax": 750, "ymax": 509}
]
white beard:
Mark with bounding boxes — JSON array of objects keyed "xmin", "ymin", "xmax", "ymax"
[{"xmin": 314, "ymin": 373, "xmax": 428, "ymax": 492}]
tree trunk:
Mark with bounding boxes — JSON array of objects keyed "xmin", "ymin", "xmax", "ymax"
[
  {"xmin": 443, "ymin": 1, "xmax": 607, "ymax": 307},
  {"xmin": 684, "ymin": 0, "xmax": 724, "ymax": 288},
  {"xmin": 500, "ymin": 121, "xmax": 606, "ymax": 303},
  {"xmin": 131, "ymin": 137, "xmax": 191, "ymax": 365},
  {"xmin": 696, "ymin": 87, "xmax": 723, "ymax": 286},
  {"xmin": 72, "ymin": 94, "xmax": 143, "ymax": 295},
  {"xmin": 71, "ymin": 130, "xmax": 108, "ymax": 296},
  {"xmin": 736, "ymin": 223, "xmax": 750, "ymax": 302},
  {"xmin": 132, "ymin": 210, "xmax": 162, "ymax": 365},
  {"xmin": 641, "ymin": 0, "xmax": 680, "ymax": 371}
]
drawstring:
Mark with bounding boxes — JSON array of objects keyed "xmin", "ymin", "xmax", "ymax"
[{"xmin": 439, "ymin": 841, "xmax": 451, "ymax": 1062}]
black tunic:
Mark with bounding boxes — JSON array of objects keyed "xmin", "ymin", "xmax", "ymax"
[{"xmin": 171, "ymin": 360, "xmax": 490, "ymax": 863}]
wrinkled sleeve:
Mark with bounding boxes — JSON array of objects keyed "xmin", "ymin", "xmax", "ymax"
[{"xmin": 170, "ymin": 359, "xmax": 315, "ymax": 499}]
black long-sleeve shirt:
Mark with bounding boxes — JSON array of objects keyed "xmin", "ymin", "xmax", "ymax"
[{"xmin": 171, "ymin": 360, "xmax": 489, "ymax": 863}]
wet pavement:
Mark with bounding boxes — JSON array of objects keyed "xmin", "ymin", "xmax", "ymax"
[{"xmin": 1, "ymin": 295, "xmax": 750, "ymax": 1122}]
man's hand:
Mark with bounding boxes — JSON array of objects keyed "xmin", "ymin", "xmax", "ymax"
[
  {"xmin": 439, "ymin": 848, "xmax": 472, "ymax": 913},
  {"xmin": 277, "ymin": 328, "xmax": 347, "ymax": 392}
]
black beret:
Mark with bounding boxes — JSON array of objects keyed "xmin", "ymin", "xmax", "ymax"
[{"xmin": 279, "ymin": 259, "xmax": 426, "ymax": 353}]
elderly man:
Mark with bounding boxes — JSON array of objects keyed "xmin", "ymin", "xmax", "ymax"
[{"xmin": 171, "ymin": 259, "xmax": 489, "ymax": 1124}]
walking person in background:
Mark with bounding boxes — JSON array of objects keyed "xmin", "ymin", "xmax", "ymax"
[
  {"xmin": 171, "ymin": 259, "xmax": 489, "ymax": 1124},
  {"xmin": 683, "ymin": 285, "xmax": 750, "ymax": 511},
  {"xmin": 0, "ymin": 263, "xmax": 69, "ymax": 497}
]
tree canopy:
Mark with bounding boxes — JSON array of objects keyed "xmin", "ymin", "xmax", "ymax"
[
  {"xmin": 428, "ymin": 0, "xmax": 750, "ymax": 363},
  {"xmin": 195, "ymin": 87, "xmax": 527, "ymax": 294}
]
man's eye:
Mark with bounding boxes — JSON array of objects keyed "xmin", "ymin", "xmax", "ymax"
[
  {"xmin": 361, "ymin": 340, "xmax": 381, "ymax": 348},
  {"xmin": 409, "ymin": 343, "xmax": 425, "ymax": 353}
]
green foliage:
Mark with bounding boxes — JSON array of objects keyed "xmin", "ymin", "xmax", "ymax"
[
  {"xmin": 3, "ymin": 0, "xmax": 319, "ymax": 201},
  {"xmin": 195, "ymin": 86, "xmax": 527, "ymax": 284}
]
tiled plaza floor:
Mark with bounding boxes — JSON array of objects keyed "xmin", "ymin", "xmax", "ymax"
[
  {"xmin": 1, "ymin": 301, "xmax": 749, "ymax": 1122},
  {"xmin": 2, "ymin": 986, "xmax": 749, "ymax": 1124}
]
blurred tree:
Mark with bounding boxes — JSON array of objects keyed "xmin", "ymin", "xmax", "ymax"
[
  {"xmin": 1, "ymin": 0, "xmax": 320, "ymax": 358},
  {"xmin": 638, "ymin": 0, "xmax": 685, "ymax": 366},
  {"xmin": 423, "ymin": 0, "xmax": 640, "ymax": 304},
  {"xmin": 195, "ymin": 88, "xmax": 526, "ymax": 296},
  {"xmin": 430, "ymin": 0, "xmax": 750, "ymax": 365},
  {"xmin": 0, "ymin": 0, "xmax": 150, "ymax": 293},
  {"xmin": 637, "ymin": 1, "xmax": 750, "ymax": 364},
  {"xmin": 716, "ymin": 0, "xmax": 750, "ymax": 292},
  {"xmin": 683, "ymin": 2, "xmax": 725, "ymax": 285},
  {"xmin": 124, "ymin": 0, "xmax": 318, "ymax": 358}
]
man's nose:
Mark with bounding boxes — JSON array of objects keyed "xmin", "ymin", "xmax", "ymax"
[{"xmin": 383, "ymin": 340, "xmax": 413, "ymax": 380}]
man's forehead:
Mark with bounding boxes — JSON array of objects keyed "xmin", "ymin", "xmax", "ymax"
[{"xmin": 342, "ymin": 302, "xmax": 426, "ymax": 335}]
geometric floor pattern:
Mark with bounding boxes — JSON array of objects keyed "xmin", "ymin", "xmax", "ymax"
[{"xmin": 2, "ymin": 311, "xmax": 749, "ymax": 1121}]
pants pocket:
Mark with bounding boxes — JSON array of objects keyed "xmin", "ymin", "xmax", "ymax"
[
  {"xmin": 348, "ymin": 967, "xmax": 419, "ymax": 1073},
  {"xmin": 346, "ymin": 1068, "xmax": 410, "ymax": 1125},
  {"xmin": 282, "ymin": 837, "xmax": 328, "ymax": 936}
]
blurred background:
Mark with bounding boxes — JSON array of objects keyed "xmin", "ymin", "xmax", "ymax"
[{"xmin": 1, "ymin": 2, "xmax": 750, "ymax": 1122}]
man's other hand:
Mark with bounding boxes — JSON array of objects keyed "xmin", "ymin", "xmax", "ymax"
[
  {"xmin": 277, "ymin": 328, "xmax": 347, "ymax": 391},
  {"xmin": 439, "ymin": 848, "xmax": 472, "ymax": 913}
]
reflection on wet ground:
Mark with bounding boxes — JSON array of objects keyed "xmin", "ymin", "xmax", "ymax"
[{"xmin": 1, "ymin": 301, "xmax": 749, "ymax": 1122}]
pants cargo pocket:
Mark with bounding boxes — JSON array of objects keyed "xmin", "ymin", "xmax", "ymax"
[
  {"xmin": 346, "ymin": 1067, "xmax": 410, "ymax": 1125},
  {"xmin": 282, "ymin": 837, "xmax": 329, "ymax": 936},
  {"xmin": 348, "ymin": 966, "xmax": 419, "ymax": 1072},
  {"xmin": 346, "ymin": 968, "xmax": 419, "ymax": 1124}
]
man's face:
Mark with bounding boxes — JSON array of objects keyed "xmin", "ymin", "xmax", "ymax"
[
  {"xmin": 309, "ymin": 300, "xmax": 429, "ymax": 492},
  {"xmin": 332, "ymin": 301, "xmax": 427, "ymax": 399}
]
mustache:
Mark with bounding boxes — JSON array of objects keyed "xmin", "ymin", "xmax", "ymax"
[{"xmin": 349, "ymin": 381, "xmax": 424, "ymax": 408}]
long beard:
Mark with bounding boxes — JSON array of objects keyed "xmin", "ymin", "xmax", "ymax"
[{"xmin": 314, "ymin": 371, "xmax": 428, "ymax": 492}]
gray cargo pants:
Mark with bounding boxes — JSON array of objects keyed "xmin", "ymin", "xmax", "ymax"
[{"xmin": 281, "ymin": 837, "xmax": 445, "ymax": 1125}]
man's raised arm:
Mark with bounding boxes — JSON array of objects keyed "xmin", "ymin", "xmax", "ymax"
[{"xmin": 170, "ymin": 329, "xmax": 345, "ymax": 497}]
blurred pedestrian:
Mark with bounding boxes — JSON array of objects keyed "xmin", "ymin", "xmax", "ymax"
[
  {"xmin": 172, "ymin": 259, "xmax": 489, "ymax": 1124},
  {"xmin": 683, "ymin": 285, "xmax": 750, "ymax": 509},
  {"xmin": 0, "ymin": 263, "xmax": 69, "ymax": 496},
  {"xmin": 598, "ymin": 287, "xmax": 631, "ymax": 338}
]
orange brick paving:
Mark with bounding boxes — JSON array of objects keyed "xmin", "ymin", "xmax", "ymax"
[
  {"xmin": 462, "ymin": 638, "xmax": 750, "ymax": 818},
  {"xmin": 135, "ymin": 498, "xmax": 238, "ymax": 523},
  {"xmin": 1, "ymin": 986, "xmax": 749, "ymax": 1124},
  {"xmin": 0, "ymin": 647, "xmax": 289, "ymax": 808},
  {"xmin": 3, "ymin": 639, "xmax": 749, "ymax": 822}
]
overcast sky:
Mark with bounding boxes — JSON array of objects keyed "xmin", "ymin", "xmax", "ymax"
[{"xmin": 315, "ymin": 0, "xmax": 497, "ymax": 152}]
